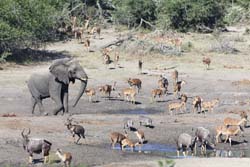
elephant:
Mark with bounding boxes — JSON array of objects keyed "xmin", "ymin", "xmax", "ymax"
[{"xmin": 27, "ymin": 58, "xmax": 88, "ymax": 115}]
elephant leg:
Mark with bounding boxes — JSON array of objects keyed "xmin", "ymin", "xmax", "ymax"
[
  {"xmin": 37, "ymin": 99, "xmax": 46, "ymax": 115},
  {"xmin": 63, "ymin": 92, "xmax": 69, "ymax": 114},
  {"xmin": 31, "ymin": 97, "xmax": 37, "ymax": 114},
  {"xmin": 51, "ymin": 95, "xmax": 63, "ymax": 115}
]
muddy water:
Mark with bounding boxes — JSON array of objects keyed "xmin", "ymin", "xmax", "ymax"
[{"xmin": 111, "ymin": 143, "xmax": 250, "ymax": 158}]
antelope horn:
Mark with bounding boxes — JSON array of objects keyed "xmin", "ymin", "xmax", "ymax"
[
  {"xmin": 27, "ymin": 128, "xmax": 31, "ymax": 135},
  {"xmin": 21, "ymin": 129, "xmax": 25, "ymax": 138}
]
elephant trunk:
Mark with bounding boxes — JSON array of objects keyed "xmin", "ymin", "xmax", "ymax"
[{"xmin": 73, "ymin": 79, "xmax": 88, "ymax": 107}]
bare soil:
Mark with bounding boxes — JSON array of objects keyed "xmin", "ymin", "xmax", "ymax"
[{"xmin": 1, "ymin": 27, "xmax": 250, "ymax": 167}]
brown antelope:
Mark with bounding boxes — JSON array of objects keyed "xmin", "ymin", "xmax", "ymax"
[
  {"xmin": 170, "ymin": 38, "xmax": 182, "ymax": 52},
  {"xmin": 96, "ymin": 26, "xmax": 101, "ymax": 39},
  {"xmin": 127, "ymin": 78, "xmax": 142, "ymax": 93},
  {"xmin": 84, "ymin": 17, "xmax": 90, "ymax": 30},
  {"xmin": 151, "ymin": 88, "xmax": 167, "ymax": 102},
  {"xmin": 223, "ymin": 117, "xmax": 248, "ymax": 127},
  {"xmin": 202, "ymin": 57, "xmax": 211, "ymax": 70},
  {"xmin": 201, "ymin": 98, "xmax": 219, "ymax": 113},
  {"xmin": 121, "ymin": 138, "xmax": 140, "ymax": 152},
  {"xmin": 168, "ymin": 101, "xmax": 186, "ymax": 115},
  {"xmin": 172, "ymin": 70, "xmax": 178, "ymax": 85},
  {"xmin": 84, "ymin": 38, "xmax": 90, "ymax": 52},
  {"xmin": 240, "ymin": 111, "xmax": 248, "ymax": 127},
  {"xmin": 173, "ymin": 80, "xmax": 186, "ymax": 98},
  {"xmin": 110, "ymin": 131, "xmax": 128, "ymax": 149},
  {"xmin": 134, "ymin": 129, "xmax": 145, "ymax": 144},
  {"xmin": 181, "ymin": 94, "xmax": 188, "ymax": 111},
  {"xmin": 71, "ymin": 16, "xmax": 84, "ymax": 43},
  {"xmin": 192, "ymin": 96, "xmax": 203, "ymax": 113},
  {"xmin": 99, "ymin": 82, "xmax": 116, "ymax": 99},
  {"xmin": 158, "ymin": 75, "xmax": 168, "ymax": 90},
  {"xmin": 55, "ymin": 149, "xmax": 72, "ymax": 167},
  {"xmin": 104, "ymin": 54, "xmax": 111, "ymax": 68},
  {"xmin": 215, "ymin": 125, "xmax": 244, "ymax": 146},
  {"xmin": 85, "ymin": 88, "xmax": 96, "ymax": 102},
  {"xmin": 118, "ymin": 88, "xmax": 137, "ymax": 104},
  {"xmin": 138, "ymin": 60, "xmax": 143, "ymax": 74},
  {"xmin": 114, "ymin": 51, "xmax": 119, "ymax": 67}
]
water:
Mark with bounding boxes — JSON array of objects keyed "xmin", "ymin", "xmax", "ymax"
[
  {"xmin": 123, "ymin": 109, "xmax": 149, "ymax": 115},
  {"xmin": 111, "ymin": 143, "xmax": 250, "ymax": 158},
  {"xmin": 111, "ymin": 143, "xmax": 176, "ymax": 156}
]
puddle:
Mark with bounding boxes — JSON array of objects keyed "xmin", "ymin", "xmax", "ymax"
[
  {"xmin": 122, "ymin": 109, "xmax": 149, "ymax": 115},
  {"xmin": 110, "ymin": 143, "xmax": 250, "ymax": 158},
  {"xmin": 111, "ymin": 143, "xmax": 176, "ymax": 156}
]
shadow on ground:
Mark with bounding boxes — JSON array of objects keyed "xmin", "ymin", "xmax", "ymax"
[{"xmin": 6, "ymin": 48, "xmax": 70, "ymax": 64}]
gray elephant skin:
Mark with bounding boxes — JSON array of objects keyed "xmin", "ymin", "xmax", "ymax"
[{"xmin": 27, "ymin": 58, "xmax": 88, "ymax": 115}]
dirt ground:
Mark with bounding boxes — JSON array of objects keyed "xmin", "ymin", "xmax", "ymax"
[{"xmin": 1, "ymin": 27, "xmax": 250, "ymax": 167}]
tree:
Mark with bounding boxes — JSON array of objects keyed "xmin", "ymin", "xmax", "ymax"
[
  {"xmin": 157, "ymin": 0, "xmax": 226, "ymax": 32},
  {"xmin": 111, "ymin": 0, "xmax": 157, "ymax": 28}
]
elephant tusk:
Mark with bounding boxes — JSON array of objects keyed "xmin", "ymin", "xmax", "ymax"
[{"xmin": 80, "ymin": 77, "xmax": 88, "ymax": 81}]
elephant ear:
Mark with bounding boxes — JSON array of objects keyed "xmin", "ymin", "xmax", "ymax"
[{"xmin": 49, "ymin": 58, "xmax": 72, "ymax": 84}]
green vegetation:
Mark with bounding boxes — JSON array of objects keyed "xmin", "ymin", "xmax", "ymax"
[
  {"xmin": 158, "ymin": 159, "xmax": 176, "ymax": 167},
  {"xmin": 0, "ymin": 0, "xmax": 250, "ymax": 62}
]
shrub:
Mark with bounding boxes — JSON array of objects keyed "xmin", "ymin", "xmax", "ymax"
[
  {"xmin": 157, "ymin": 0, "xmax": 226, "ymax": 32},
  {"xmin": 111, "ymin": 0, "xmax": 157, "ymax": 28}
]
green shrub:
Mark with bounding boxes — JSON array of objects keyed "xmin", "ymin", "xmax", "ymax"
[
  {"xmin": 111, "ymin": 0, "xmax": 157, "ymax": 28},
  {"xmin": 224, "ymin": 5, "xmax": 250, "ymax": 25},
  {"xmin": 157, "ymin": 0, "xmax": 226, "ymax": 32}
]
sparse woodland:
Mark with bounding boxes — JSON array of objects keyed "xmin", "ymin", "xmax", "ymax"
[{"xmin": 0, "ymin": 0, "xmax": 250, "ymax": 63}]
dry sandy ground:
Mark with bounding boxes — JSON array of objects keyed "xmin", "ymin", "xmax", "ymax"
[{"xmin": 1, "ymin": 27, "xmax": 250, "ymax": 166}]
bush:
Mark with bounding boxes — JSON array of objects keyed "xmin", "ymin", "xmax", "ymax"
[
  {"xmin": 111, "ymin": 0, "xmax": 157, "ymax": 28},
  {"xmin": 224, "ymin": 5, "xmax": 250, "ymax": 25},
  {"xmin": 157, "ymin": 0, "xmax": 226, "ymax": 32}
]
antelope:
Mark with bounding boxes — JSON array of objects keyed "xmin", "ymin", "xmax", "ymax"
[
  {"xmin": 201, "ymin": 98, "xmax": 219, "ymax": 113},
  {"xmin": 139, "ymin": 115, "xmax": 153, "ymax": 127},
  {"xmin": 168, "ymin": 101, "xmax": 186, "ymax": 115},
  {"xmin": 65, "ymin": 118, "xmax": 85, "ymax": 144},
  {"xmin": 110, "ymin": 131, "xmax": 128, "ymax": 149},
  {"xmin": 134, "ymin": 129, "xmax": 145, "ymax": 144},
  {"xmin": 96, "ymin": 26, "xmax": 101, "ymax": 39},
  {"xmin": 240, "ymin": 111, "xmax": 248, "ymax": 127},
  {"xmin": 138, "ymin": 60, "xmax": 143, "ymax": 74},
  {"xmin": 118, "ymin": 88, "xmax": 137, "ymax": 104},
  {"xmin": 114, "ymin": 51, "xmax": 119, "ymax": 68},
  {"xmin": 71, "ymin": 16, "xmax": 84, "ymax": 43},
  {"xmin": 21, "ymin": 129, "xmax": 52, "ymax": 164},
  {"xmin": 172, "ymin": 70, "xmax": 178, "ymax": 84},
  {"xmin": 99, "ymin": 82, "xmax": 116, "ymax": 99},
  {"xmin": 176, "ymin": 133, "xmax": 197, "ymax": 157},
  {"xmin": 55, "ymin": 149, "xmax": 72, "ymax": 167},
  {"xmin": 170, "ymin": 38, "xmax": 182, "ymax": 52},
  {"xmin": 151, "ymin": 88, "xmax": 167, "ymax": 102},
  {"xmin": 202, "ymin": 57, "xmax": 211, "ymax": 70},
  {"xmin": 123, "ymin": 117, "xmax": 134, "ymax": 129},
  {"xmin": 215, "ymin": 125, "xmax": 244, "ymax": 146},
  {"xmin": 192, "ymin": 96, "xmax": 202, "ymax": 113},
  {"xmin": 194, "ymin": 127, "xmax": 215, "ymax": 155},
  {"xmin": 104, "ymin": 54, "xmax": 111, "ymax": 67},
  {"xmin": 84, "ymin": 38, "xmax": 90, "ymax": 52},
  {"xmin": 181, "ymin": 94, "xmax": 188, "ymax": 111},
  {"xmin": 223, "ymin": 117, "xmax": 248, "ymax": 127},
  {"xmin": 173, "ymin": 80, "xmax": 186, "ymax": 98},
  {"xmin": 127, "ymin": 78, "xmax": 142, "ymax": 93},
  {"xmin": 85, "ymin": 88, "xmax": 96, "ymax": 102},
  {"xmin": 158, "ymin": 75, "xmax": 169, "ymax": 89},
  {"xmin": 121, "ymin": 138, "xmax": 140, "ymax": 152},
  {"xmin": 84, "ymin": 17, "xmax": 90, "ymax": 30}
]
